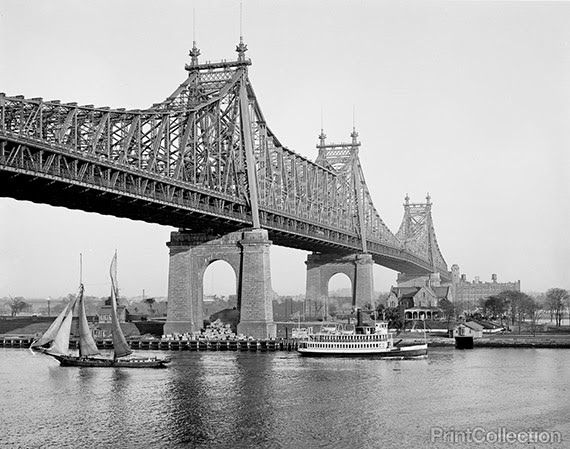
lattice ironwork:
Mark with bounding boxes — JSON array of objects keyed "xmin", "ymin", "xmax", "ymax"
[
  {"xmin": 396, "ymin": 194, "xmax": 447, "ymax": 273},
  {"xmin": 0, "ymin": 41, "xmax": 449, "ymax": 279},
  {"xmin": 315, "ymin": 128, "xmax": 401, "ymax": 254}
]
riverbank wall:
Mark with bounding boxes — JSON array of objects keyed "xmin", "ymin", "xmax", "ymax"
[
  {"xmin": 3, "ymin": 333, "xmax": 570, "ymax": 351},
  {"xmin": 401, "ymin": 334, "xmax": 570, "ymax": 348}
]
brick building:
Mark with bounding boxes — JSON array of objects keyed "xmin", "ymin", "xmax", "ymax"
[{"xmin": 450, "ymin": 264, "xmax": 520, "ymax": 311}]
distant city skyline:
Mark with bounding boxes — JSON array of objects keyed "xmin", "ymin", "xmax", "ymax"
[{"xmin": 1, "ymin": 1, "xmax": 569, "ymax": 299}]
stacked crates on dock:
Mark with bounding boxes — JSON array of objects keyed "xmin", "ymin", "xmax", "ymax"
[{"xmin": 202, "ymin": 319, "xmax": 236, "ymax": 341}]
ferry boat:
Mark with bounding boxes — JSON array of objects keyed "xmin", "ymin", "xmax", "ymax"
[{"xmin": 297, "ymin": 311, "xmax": 428, "ymax": 358}]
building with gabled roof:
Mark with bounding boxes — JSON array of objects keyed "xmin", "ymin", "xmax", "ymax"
[
  {"xmin": 453, "ymin": 321, "xmax": 484, "ymax": 339},
  {"xmin": 387, "ymin": 284, "xmax": 452, "ymax": 321}
]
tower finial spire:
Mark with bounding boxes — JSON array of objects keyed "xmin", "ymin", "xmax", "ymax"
[
  {"xmin": 318, "ymin": 128, "xmax": 327, "ymax": 146},
  {"xmin": 350, "ymin": 106, "xmax": 359, "ymax": 146},
  {"xmin": 236, "ymin": 2, "xmax": 248, "ymax": 62},
  {"xmin": 189, "ymin": 8, "xmax": 201, "ymax": 67},
  {"xmin": 318, "ymin": 107, "xmax": 327, "ymax": 146}
]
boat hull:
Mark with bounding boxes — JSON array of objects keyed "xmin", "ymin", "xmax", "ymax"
[
  {"xmin": 47, "ymin": 353, "xmax": 170, "ymax": 368},
  {"xmin": 297, "ymin": 343, "xmax": 428, "ymax": 358}
]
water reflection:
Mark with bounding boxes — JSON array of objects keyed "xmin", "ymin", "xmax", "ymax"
[
  {"xmin": 164, "ymin": 353, "xmax": 223, "ymax": 446},
  {"xmin": 162, "ymin": 353, "xmax": 278, "ymax": 447},
  {"xmin": 2, "ymin": 348, "xmax": 570, "ymax": 448}
]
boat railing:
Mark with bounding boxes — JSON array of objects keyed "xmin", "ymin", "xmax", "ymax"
[{"xmin": 317, "ymin": 322, "xmax": 358, "ymax": 335}]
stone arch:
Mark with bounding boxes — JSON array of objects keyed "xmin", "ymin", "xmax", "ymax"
[
  {"xmin": 202, "ymin": 259, "xmax": 238, "ymax": 320},
  {"xmin": 325, "ymin": 272, "xmax": 353, "ymax": 318},
  {"xmin": 201, "ymin": 256, "xmax": 240, "ymax": 293},
  {"xmin": 305, "ymin": 252, "xmax": 374, "ymax": 319},
  {"xmin": 327, "ymin": 271, "xmax": 353, "ymax": 291},
  {"xmin": 165, "ymin": 229, "xmax": 276, "ymax": 338}
]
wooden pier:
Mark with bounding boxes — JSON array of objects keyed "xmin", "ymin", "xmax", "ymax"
[{"xmin": 0, "ymin": 335, "xmax": 298, "ymax": 352}]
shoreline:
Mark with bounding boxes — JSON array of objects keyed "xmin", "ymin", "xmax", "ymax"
[
  {"xmin": 402, "ymin": 334, "xmax": 570, "ymax": 348},
  {"xmin": 3, "ymin": 331, "xmax": 570, "ymax": 351}
]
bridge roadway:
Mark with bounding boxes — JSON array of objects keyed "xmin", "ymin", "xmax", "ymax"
[{"xmin": 0, "ymin": 131, "xmax": 445, "ymax": 279}]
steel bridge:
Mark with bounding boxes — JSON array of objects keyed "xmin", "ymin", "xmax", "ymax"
[{"xmin": 0, "ymin": 39, "xmax": 450, "ymax": 282}]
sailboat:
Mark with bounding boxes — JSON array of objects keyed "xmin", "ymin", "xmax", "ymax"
[{"xmin": 31, "ymin": 253, "xmax": 170, "ymax": 368}]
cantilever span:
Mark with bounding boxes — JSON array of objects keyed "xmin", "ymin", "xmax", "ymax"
[{"xmin": 0, "ymin": 41, "xmax": 449, "ymax": 281}]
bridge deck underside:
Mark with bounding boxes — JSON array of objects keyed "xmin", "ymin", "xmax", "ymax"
[
  {"xmin": 1, "ymin": 171, "xmax": 438, "ymax": 272},
  {"xmin": 0, "ymin": 137, "xmax": 449, "ymax": 282},
  {"xmin": 0, "ymin": 169, "xmax": 246, "ymax": 234}
]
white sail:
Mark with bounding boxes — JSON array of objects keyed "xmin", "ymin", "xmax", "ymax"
[
  {"xmin": 109, "ymin": 252, "xmax": 132, "ymax": 359},
  {"xmin": 77, "ymin": 284, "xmax": 100, "ymax": 357},
  {"xmin": 48, "ymin": 296, "xmax": 78, "ymax": 355},
  {"xmin": 31, "ymin": 299, "xmax": 73, "ymax": 348}
]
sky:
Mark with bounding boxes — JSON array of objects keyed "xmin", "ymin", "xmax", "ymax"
[{"xmin": 0, "ymin": 0, "xmax": 569, "ymax": 300}]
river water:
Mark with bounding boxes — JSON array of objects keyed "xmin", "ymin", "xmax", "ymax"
[{"xmin": 1, "ymin": 346, "xmax": 569, "ymax": 448}]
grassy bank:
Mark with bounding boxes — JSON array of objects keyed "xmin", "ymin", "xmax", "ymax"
[{"xmin": 395, "ymin": 326, "xmax": 570, "ymax": 348}]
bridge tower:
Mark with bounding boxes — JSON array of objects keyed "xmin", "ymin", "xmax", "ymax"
[
  {"xmin": 164, "ymin": 38, "xmax": 275, "ymax": 338},
  {"xmin": 165, "ymin": 228, "xmax": 276, "ymax": 338},
  {"xmin": 395, "ymin": 194, "xmax": 448, "ymax": 287},
  {"xmin": 304, "ymin": 128, "xmax": 374, "ymax": 318}
]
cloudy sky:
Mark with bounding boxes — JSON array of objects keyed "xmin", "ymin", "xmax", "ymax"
[{"xmin": 1, "ymin": 0, "xmax": 569, "ymax": 300}]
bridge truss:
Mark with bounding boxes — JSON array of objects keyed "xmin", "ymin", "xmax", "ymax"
[{"xmin": 0, "ymin": 39, "xmax": 449, "ymax": 280}]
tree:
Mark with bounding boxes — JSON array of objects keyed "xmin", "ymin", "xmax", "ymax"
[
  {"xmin": 498, "ymin": 290, "xmax": 533, "ymax": 333},
  {"xmin": 545, "ymin": 288, "xmax": 569, "ymax": 327},
  {"xmin": 381, "ymin": 306, "xmax": 403, "ymax": 331},
  {"xmin": 526, "ymin": 296, "xmax": 543, "ymax": 337},
  {"xmin": 439, "ymin": 298, "xmax": 456, "ymax": 331},
  {"xmin": 477, "ymin": 297, "xmax": 488, "ymax": 318},
  {"xmin": 485, "ymin": 295, "xmax": 507, "ymax": 321},
  {"xmin": 144, "ymin": 297, "xmax": 156, "ymax": 314},
  {"xmin": 0, "ymin": 299, "xmax": 9, "ymax": 315},
  {"xmin": 9, "ymin": 297, "xmax": 28, "ymax": 316},
  {"xmin": 374, "ymin": 303, "xmax": 385, "ymax": 318}
]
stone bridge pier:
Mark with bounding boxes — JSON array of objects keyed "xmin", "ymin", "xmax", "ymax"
[
  {"xmin": 164, "ymin": 228, "xmax": 276, "ymax": 339},
  {"xmin": 305, "ymin": 252, "xmax": 374, "ymax": 319}
]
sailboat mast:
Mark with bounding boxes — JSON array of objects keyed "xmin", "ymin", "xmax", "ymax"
[
  {"xmin": 109, "ymin": 251, "xmax": 132, "ymax": 360},
  {"xmin": 112, "ymin": 250, "xmax": 119, "ymax": 298}
]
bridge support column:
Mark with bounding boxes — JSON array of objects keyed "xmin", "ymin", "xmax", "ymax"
[
  {"xmin": 236, "ymin": 229, "xmax": 276, "ymax": 339},
  {"xmin": 354, "ymin": 253, "xmax": 375, "ymax": 308},
  {"xmin": 305, "ymin": 253, "xmax": 374, "ymax": 319},
  {"xmin": 164, "ymin": 229, "xmax": 276, "ymax": 339},
  {"xmin": 164, "ymin": 232, "xmax": 214, "ymax": 336}
]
